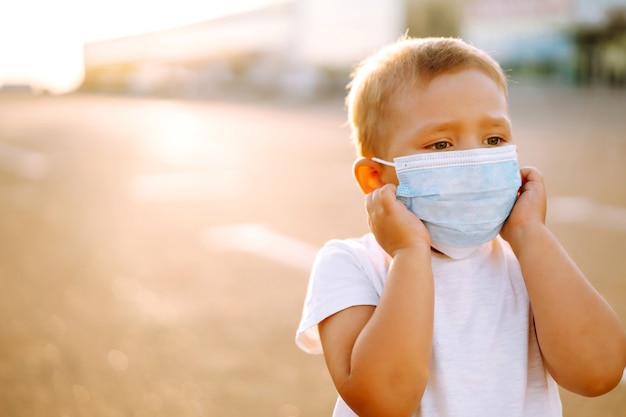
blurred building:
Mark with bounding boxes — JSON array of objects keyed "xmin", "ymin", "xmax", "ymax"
[
  {"xmin": 465, "ymin": 0, "xmax": 626, "ymax": 85},
  {"xmin": 80, "ymin": 0, "xmax": 459, "ymax": 98},
  {"xmin": 80, "ymin": 0, "xmax": 626, "ymax": 99},
  {"xmin": 81, "ymin": 3, "xmax": 295, "ymax": 98}
]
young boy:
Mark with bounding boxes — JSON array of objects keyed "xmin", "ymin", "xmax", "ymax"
[{"xmin": 295, "ymin": 37, "xmax": 626, "ymax": 417}]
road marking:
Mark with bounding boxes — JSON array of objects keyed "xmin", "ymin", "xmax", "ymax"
[
  {"xmin": 547, "ymin": 196, "xmax": 626, "ymax": 231},
  {"xmin": 202, "ymin": 223, "xmax": 318, "ymax": 271},
  {"xmin": 0, "ymin": 142, "xmax": 47, "ymax": 179}
]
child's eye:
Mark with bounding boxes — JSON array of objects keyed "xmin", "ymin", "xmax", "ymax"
[
  {"xmin": 484, "ymin": 136, "xmax": 502, "ymax": 146},
  {"xmin": 429, "ymin": 141, "xmax": 452, "ymax": 150}
]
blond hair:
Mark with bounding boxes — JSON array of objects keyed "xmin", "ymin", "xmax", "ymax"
[{"xmin": 346, "ymin": 36, "xmax": 508, "ymax": 157}]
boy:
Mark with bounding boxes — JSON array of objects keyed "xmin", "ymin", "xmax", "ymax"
[{"xmin": 295, "ymin": 37, "xmax": 626, "ymax": 417}]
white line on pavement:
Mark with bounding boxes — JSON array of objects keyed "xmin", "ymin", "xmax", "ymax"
[
  {"xmin": 202, "ymin": 223, "xmax": 319, "ymax": 272},
  {"xmin": 0, "ymin": 142, "xmax": 47, "ymax": 179},
  {"xmin": 547, "ymin": 196, "xmax": 626, "ymax": 231}
]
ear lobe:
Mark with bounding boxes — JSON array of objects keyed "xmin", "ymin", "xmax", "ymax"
[{"xmin": 353, "ymin": 158, "xmax": 385, "ymax": 194}]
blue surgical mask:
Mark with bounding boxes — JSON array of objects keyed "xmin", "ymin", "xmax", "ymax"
[{"xmin": 372, "ymin": 145, "xmax": 521, "ymax": 259}]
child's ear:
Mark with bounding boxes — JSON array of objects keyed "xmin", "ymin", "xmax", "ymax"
[{"xmin": 353, "ymin": 158, "xmax": 386, "ymax": 194}]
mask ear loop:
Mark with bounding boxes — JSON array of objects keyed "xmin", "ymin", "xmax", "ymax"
[{"xmin": 371, "ymin": 157, "xmax": 395, "ymax": 167}]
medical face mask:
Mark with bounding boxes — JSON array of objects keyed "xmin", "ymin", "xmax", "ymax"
[{"xmin": 372, "ymin": 145, "xmax": 521, "ymax": 259}]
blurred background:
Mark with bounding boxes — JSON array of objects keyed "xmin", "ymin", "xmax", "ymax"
[{"xmin": 0, "ymin": 0, "xmax": 625, "ymax": 416}]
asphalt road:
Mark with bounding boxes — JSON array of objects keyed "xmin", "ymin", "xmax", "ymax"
[{"xmin": 0, "ymin": 86, "xmax": 624, "ymax": 417}]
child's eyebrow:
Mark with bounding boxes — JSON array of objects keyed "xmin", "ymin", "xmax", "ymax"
[
  {"xmin": 479, "ymin": 116, "xmax": 512, "ymax": 128},
  {"xmin": 413, "ymin": 121, "xmax": 459, "ymax": 136},
  {"xmin": 413, "ymin": 116, "xmax": 511, "ymax": 136}
]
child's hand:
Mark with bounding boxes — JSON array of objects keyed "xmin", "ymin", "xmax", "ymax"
[
  {"xmin": 366, "ymin": 183, "xmax": 431, "ymax": 256},
  {"xmin": 500, "ymin": 166, "xmax": 547, "ymax": 245}
]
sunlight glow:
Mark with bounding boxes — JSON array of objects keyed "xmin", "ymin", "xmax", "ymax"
[{"xmin": 0, "ymin": 0, "xmax": 287, "ymax": 94}]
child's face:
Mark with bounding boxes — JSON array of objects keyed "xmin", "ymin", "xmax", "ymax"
[{"xmin": 383, "ymin": 69, "xmax": 511, "ymax": 162}]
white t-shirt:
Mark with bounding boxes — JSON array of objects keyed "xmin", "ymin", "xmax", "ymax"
[{"xmin": 296, "ymin": 233, "xmax": 562, "ymax": 417}]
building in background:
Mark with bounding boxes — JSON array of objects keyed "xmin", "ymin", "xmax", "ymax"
[
  {"xmin": 80, "ymin": 0, "xmax": 460, "ymax": 98},
  {"xmin": 464, "ymin": 0, "xmax": 626, "ymax": 85},
  {"xmin": 80, "ymin": 0, "xmax": 626, "ymax": 99},
  {"xmin": 81, "ymin": 3, "xmax": 295, "ymax": 98}
]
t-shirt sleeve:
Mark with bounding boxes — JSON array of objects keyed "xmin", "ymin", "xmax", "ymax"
[{"xmin": 295, "ymin": 238, "xmax": 382, "ymax": 354}]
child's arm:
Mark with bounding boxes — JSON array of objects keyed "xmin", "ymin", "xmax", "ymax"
[
  {"xmin": 318, "ymin": 183, "xmax": 434, "ymax": 417},
  {"xmin": 501, "ymin": 167, "xmax": 626, "ymax": 396}
]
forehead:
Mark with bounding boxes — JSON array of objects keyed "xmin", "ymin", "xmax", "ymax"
[
  {"xmin": 383, "ymin": 70, "xmax": 510, "ymax": 153},
  {"xmin": 409, "ymin": 68, "xmax": 505, "ymax": 106},
  {"xmin": 395, "ymin": 69, "xmax": 507, "ymax": 120}
]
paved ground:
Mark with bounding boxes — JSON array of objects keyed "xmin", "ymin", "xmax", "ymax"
[{"xmin": 0, "ymin": 84, "xmax": 624, "ymax": 417}]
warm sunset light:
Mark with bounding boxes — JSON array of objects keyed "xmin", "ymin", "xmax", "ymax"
[{"xmin": 0, "ymin": 0, "xmax": 288, "ymax": 94}]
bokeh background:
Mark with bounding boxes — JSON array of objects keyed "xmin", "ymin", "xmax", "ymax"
[{"xmin": 0, "ymin": 1, "xmax": 625, "ymax": 416}]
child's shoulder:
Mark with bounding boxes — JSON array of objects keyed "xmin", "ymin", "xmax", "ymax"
[
  {"xmin": 317, "ymin": 232, "xmax": 389, "ymax": 262},
  {"xmin": 313, "ymin": 233, "xmax": 390, "ymax": 276},
  {"xmin": 322, "ymin": 232, "xmax": 379, "ymax": 251}
]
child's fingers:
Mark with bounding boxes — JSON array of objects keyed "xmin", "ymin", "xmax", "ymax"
[
  {"xmin": 365, "ymin": 188, "xmax": 382, "ymax": 223},
  {"xmin": 365, "ymin": 187, "xmax": 379, "ymax": 214},
  {"xmin": 366, "ymin": 184, "xmax": 397, "ymax": 215},
  {"xmin": 508, "ymin": 166, "xmax": 547, "ymax": 226},
  {"xmin": 378, "ymin": 183, "xmax": 398, "ymax": 212},
  {"xmin": 519, "ymin": 166, "xmax": 544, "ymax": 188}
]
